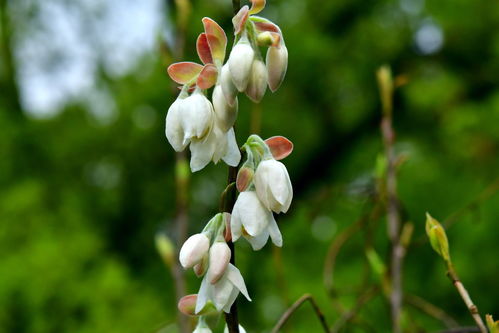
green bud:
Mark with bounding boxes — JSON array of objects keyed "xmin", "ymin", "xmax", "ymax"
[
  {"xmin": 155, "ymin": 232, "xmax": 175, "ymax": 267},
  {"xmin": 425, "ymin": 213, "xmax": 450, "ymax": 262}
]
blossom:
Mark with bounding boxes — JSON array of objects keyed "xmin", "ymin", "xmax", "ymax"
[
  {"xmin": 179, "ymin": 233, "xmax": 210, "ymax": 268},
  {"xmin": 165, "ymin": 89, "xmax": 214, "ymax": 152},
  {"xmin": 207, "ymin": 241, "xmax": 231, "ymax": 284},
  {"xmin": 231, "ymin": 191, "xmax": 283, "ymax": 250},
  {"xmin": 228, "ymin": 34, "xmax": 255, "ymax": 92},
  {"xmin": 189, "ymin": 125, "xmax": 241, "ymax": 172},
  {"xmin": 196, "ymin": 263, "xmax": 251, "ymax": 313},
  {"xmin": 254, "ymin": 158, "xmax": 292, "ymax": 213}
]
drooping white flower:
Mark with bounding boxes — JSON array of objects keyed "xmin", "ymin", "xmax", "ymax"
[
  {"xmin": 231, "ymin": 191, "xmax": 283, "ymax": 250},
  {"xmin": 228, "ymin": 34, "xmax": 255, "ymax": 92},
  {"xmin": 165, "ymin": 94, "xmax": 188, "ymax": 152},
  {"xmin": 179, "ymin": 89, "xmax": 215, "ymax": 145},
  {"xmin": 189, "ymin": 125, "xmax": 241, "ymax": 172},
  {"xmin": 207, "ymin": 241, "xmax": 231, "ymax": 284},
  {"xmin": 254, "ymin": 159, "xmax": 292, "ymax": 213},
  {"xmin": 266, "ymin": 44, "xmax": 288, "ymax": 92},
  {"xmin": 213, "ymin": 83, "xmax": 238, "ymax": 132},
  {"xmin": 224, "ymin": 324, "xmax": 247, "ymax": 333},
  {"xmin": 179, "ymin": 233, "xmax": 210, "ymax": 268},
  {"xmin": 245, "ymin": 59, "xmax": 268, "ymax": 103},
  {"xmin": 196, "ymin": 263, "xmax": 251, "ymax": 314}
]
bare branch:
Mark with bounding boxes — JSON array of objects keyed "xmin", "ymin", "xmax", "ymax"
[{"xmin": 272, "ymin": 294, "xmax": 330, "ymax": 333}]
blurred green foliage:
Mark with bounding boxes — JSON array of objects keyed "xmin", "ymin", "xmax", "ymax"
[{"xmin": 0, "ymin": 0, "xmax": 498, "ymax": 332}]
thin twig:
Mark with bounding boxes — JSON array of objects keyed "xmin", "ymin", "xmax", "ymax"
[
  {"xmin": 377, "ymin": 66, "xmax": 404, "ymax": 333},
  {"xmin": 330, "ymin": 286, "xmax": 379, "ymax": 333},
  {"xmin": 436, "ymin": 327, "xmax": 481, "ymax": 333},
  {"xmin": 271, "ymin": 294, "xmax": 330, "ymax": 333},
  {"xmin": 405, "ymin": 294, "xmax": 459, "ymax": 328},
  {"xmin": 446, "ymin": 263, "xmax": 487, "ymax": 333}
]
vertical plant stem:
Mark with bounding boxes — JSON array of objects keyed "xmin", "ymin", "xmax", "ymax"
[
  {"xmin": 377, "ymin": 66, "xmax": 403, "ymax": 333},
  {"xmin": 173, "ymin": 153, "xmax": 190, "ymax": 333},
  {"xmin": 446, "ymin": 263, "xmax": 487, "ymax": 333},
  {"xmin": 222, "ymin": 165, "xmax": 240, "ymax": 333}
]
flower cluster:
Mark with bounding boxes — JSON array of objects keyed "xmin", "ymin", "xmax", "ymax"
[{"xmin": 165, "ymin": 0, "xmax": 288, "ymax": 172}]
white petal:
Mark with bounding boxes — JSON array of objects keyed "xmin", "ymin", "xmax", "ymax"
[
  {"xmin": 213, "ymin": 84, "xmax": 238, "ymax": 132},
  {"xmin": 245, "ymin": 228, "xmax": 269, "ymax": 250},
  {"xmin": 228, "ymin": 36, "xmax": 254, "ymax": 92},
  {"xmin": 222, "ymin": 288, "xmax": 239, "ymax": 313},
  {"xmin": 230, "ymin": 203, "xmax": 243, "ymax": 242},
  {"xmin": 189, "ymin": 131, "xmax": 217, "ymax": 172},
  {"xmin": 222, "ymin": 128, "xmax": 241, "ymax": 167},
  {"xmin": 237, "ymin": 191, "xmax": 269, "ymax": 236},
  {"xmin": 213, "ymin": 274, "xmax": 234, "ymax": 311},
  {"xmin": 268, "ymin": 213, "xmax": 283, "ymax": 247},
  {"xmin": 196, "ymin": 274, "xmax": 212, "ymax": 314},
  {"xmin": 165, "ymin": 98, "xmax": 187, "ymax": 152},
  {"xmin": 226, "ymin": 264, "xmax": 251, "ymax": 301}
]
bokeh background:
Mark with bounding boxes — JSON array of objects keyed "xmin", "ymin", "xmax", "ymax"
[{"xmin": 1, "ymin": 0, "xmax": 498, "ymax": 332}]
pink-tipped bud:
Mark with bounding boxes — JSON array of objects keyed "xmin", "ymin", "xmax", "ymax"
[
  {"xmin": 179, "ymin": 233, "xmax": 210, "ymax": 268},
  {"xmin": 266, "ymin": 44, "xmax": 288, "ymax": 92},
  {"xmin": 228, "ymin": 35, "xmax": 255, "ymax": 92},
  {"xmin": 178, "ymin": 294, "xmax": 217, "ymax": 316},
  {"xmin": 236, "ymin": 166, "xmax": 254, "ymax": 192},
  {"xmin": 245, "ymin": 59, "xmax": 268, "ymax": 103},
  {"xmin": 207, "ymin": 242, "xmax": 231, "ymax": 284}
]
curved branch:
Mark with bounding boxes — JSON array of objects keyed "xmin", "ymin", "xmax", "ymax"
[{"xmin": 271, "ymin": 294, "xmax": 330, "ymax": 333}]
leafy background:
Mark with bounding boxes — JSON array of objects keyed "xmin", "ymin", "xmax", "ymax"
[{"xmin": 0, "ymin": 0, "xmax": 498, "ymax": 332}]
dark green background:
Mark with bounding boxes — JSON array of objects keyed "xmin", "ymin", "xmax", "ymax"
[{"xmin": 1, "ymin": 0, "xmax": 497, "ymax": 332}]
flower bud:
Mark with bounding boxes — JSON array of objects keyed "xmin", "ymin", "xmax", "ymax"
[
  {"xmin": 266, "ymin": 44, "xmax": 288, "ymax": 92},
  {"xmin": 236, "ymin": 166, "xmax": 254, "ymax": 192},
  {"xmin": 213, "ymin": 83, "xmax": 238, "ymax": 132},
  {"xmin": 254, "ymin": 159, "xmax": 293, "ymax": 213},
  {"xmin": 178, "ymin": 295, "xmax": 217, "ymax": 316},
  {"xmin": 179, "ymin": 90, "xmax": 214, "ymax": 144},
  {"xmin": 179, "ymin": 233, "xmax": 210, "ymax": 268},
  {"xmin": 165, "ymin": 95, "xmax": 188, "ymax": 152},
  {"xmin": 207, "ymin": 241, "xmax": 231, "ymax": 284},
  {"xmin": 228, "ymin": 35, "xmax": 255, "ymax": 92},
  {"xmin": 220, "ymin": 64, "xmax": 238, "ymax": 107},
  {"xmin": 425, "ymin": 213, "xmax": 450, "ymax": 262},
  {"xmin": 245, "ymin": 59, "xmax": 268, "ymax": 103}
]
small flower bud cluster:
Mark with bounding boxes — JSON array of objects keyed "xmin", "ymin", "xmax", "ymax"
[
  {"xmin": 177, "ymin": 213, "xmax": 251, "ymax": 315},
  {"xmin": 231, "ymin": 135, "xmax": 293, "ymax": 250},
  {"xmin": 165, "ymin": 0, "xmax": 288, "ymax": 172}
]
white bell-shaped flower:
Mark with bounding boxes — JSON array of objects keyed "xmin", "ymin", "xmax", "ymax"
[
  {"xmin": 196, "ymin": 263, "xmax": 251, "ymax": 314},
  {"xmin": 254, "ymin": 159, "xmax": 293, "ymax": 213},
  {"xmin": 231, "ymin": 191, "xmax": 283, "ymax": 250},
  {"xmin": 207, "ymin": 241, "xmax": 231, "ymax": 284},
  {"xmin": 245, "ymin": 59, "xmax": 268, "ymax": 103},
  {"xmin": 228, "ymin": 34, "xmax": 255, "ymax": 92},
  {"xmin": 179, "ymin": 89, "xmax": 214, "ymax": 145},
  {"xmin": 165, "ymin": 93, "xmax": 188, "ymax": 152},
  {"xmin": 189, "ymin": 125, "xmax": 241, "ymax": 172},
  {"xmin": 179, "ymin": 233, "xmax": 210, "ymax": 269},
  {"xmin": 266, "ymin": 44, "xmax": 288, "ymax": 92},
  {"xmin": 213, "ymin": 83, "xmax": 238, "ymax": 132}
]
